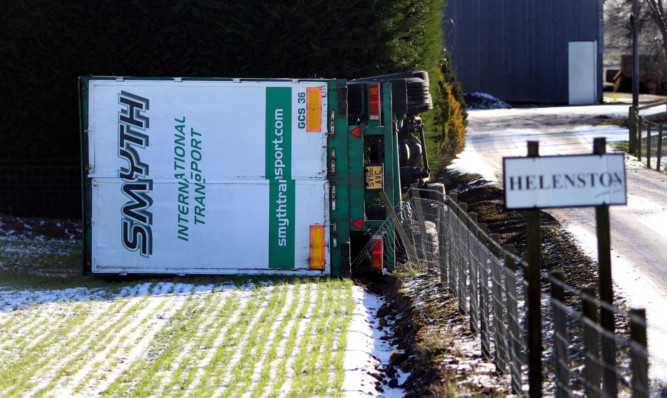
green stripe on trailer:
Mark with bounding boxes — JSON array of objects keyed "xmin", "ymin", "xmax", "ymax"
[{"xmin": 265, "ymin": 87, "xmax": 295, "ymax": 268}]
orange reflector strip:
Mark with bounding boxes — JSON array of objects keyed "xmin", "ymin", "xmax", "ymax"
[
  {"xmin": 306, "ymin": 87, "xmax": 322, "ymax": 132},
  {"xmin": 369, "ymin": 83, "xmax": 380, "ymax": 121},
  {"xmin": 371, "ymin": 234, "xmax": 383, "ymax": 272},
  {"xmin": 309, "ymin": 225, "xmax": 325, "ymax": 269}
]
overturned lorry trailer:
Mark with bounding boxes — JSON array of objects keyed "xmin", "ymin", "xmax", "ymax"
[{"xmin": 78, "ymin": 72, "xmax": 433, "ymax": 276}]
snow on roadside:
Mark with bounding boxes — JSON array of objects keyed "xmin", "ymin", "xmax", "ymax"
[
  {"xmin": 562, "ymin": 220, "xmax": 667, "ymax": 384},
  {"xmin": 466, "ymin": 102, "xmax": 665, "ymax": 120},
  {"xmin": 453, "ymin": 103, "xmax": 664, "ymax": 184},
  {"xmin": 449, "ymin": 148, "xmax": 499, "ymax": 184},
  {"xmin": 343, "ymin": 286, "xmax": 408, "ymax": 397},
  {"xmin": 464, "ymin": 92, "xmax": 511, "ymax": 110},
  {"xmin": 450, "ymin": 103, "xmax": 654, "ymax": 185}
]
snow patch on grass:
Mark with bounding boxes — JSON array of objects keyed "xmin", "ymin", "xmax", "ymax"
[{"xmin": 0, "ymin": 280, "xmax": 399, "ymax": 397}]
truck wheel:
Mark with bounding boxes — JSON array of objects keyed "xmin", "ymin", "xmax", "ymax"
[{"xmin": 405, "ymin": 77, "xmax": 433, "ymax": 113}]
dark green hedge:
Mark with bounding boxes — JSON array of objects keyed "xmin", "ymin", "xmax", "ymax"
[{"xmin": 1, "ymin": 0, "xmax": 445, "ymax": 160}]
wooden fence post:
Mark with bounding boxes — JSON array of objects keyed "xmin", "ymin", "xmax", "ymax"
[
  {"xmin": 526, "ymin": 141, "xmax": 543, "ymax": 398},
  {"xmin": 638, "ymin": 116, "xmax": 643, "ymax": 161},
  {"xmin": 630, "ymin": 309, "xmax": 649, "ymax": 398},
  {"xmin": 489, "ymin": 233, "xmax": 501, "ymax": 257},
  {"xmin": 658, "ymin": 124, "xmax": 663, "ymax": 172},
  {"xmin": 647, "ymin": 121, "xmax": 652, "ymax": 169},
  {"xmin": 594, "ymin": 137, "xmax": 617, "ymax": 397},
  {"xmin": 550, "ymin": 270, "xmax": 569, "ymax": 398},
  {"xmin": 582, "ymin": 287, "xmax": 602, "ymax": 398},
  {"xmin": 628, "ymin": 106, "xmax": 637, "ymax": 155}
]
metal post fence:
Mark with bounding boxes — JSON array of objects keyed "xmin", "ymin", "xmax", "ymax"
[
  {"xmin": 490, "ymin": 236, "xmax": 508, "ymax": 374},
  {"xmin": 459, "ymin": 202, "xmax": 470, "ymax": 315},
  {"xmin": 504, "ymin": 244, "xmax": 524, "ymax": 395},
  {"xmin": 631, "ymin": 99, "xmax": 667, "ymax": 172},
  {"xmin": 437, "ymin": 199, "xmax": 448, "ymax": 284},
  {"xmin": 369, "ymin": 192, "xmax": 654, "ymax": 397},
  {"xmin": 550, "ymin": 271, "xmax": 569, "ymax": 398},
  {"xmin": 479, "ymin": 239, "xmax": 491, "ymax": 359},
  {"xmin": 638, "ymin": 119, "xmax": 666, "ymax": 173},
  {"xmin": 468, "ymin": 213, "xmax": 480, "ymax": 335},
  {"xmin": 447, "ymin": 202, "xmax": 458, "ymax": 294}
]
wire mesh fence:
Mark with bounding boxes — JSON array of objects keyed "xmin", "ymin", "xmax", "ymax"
[
  {"xmin": 0, "ymin": 160, "xmax": 81, "ymax": 219},
  {"xmin": 353, "ymin": 187, "xmax": 661, "ymax": 397}
]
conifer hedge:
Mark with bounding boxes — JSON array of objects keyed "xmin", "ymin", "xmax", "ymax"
[
  {"xmin": 2, "ymin": 0, "xmax": 461, "ymax": 162},
  {"xmin": 430, "ymin": 54, "xmax": 468, "ymax": 167}
]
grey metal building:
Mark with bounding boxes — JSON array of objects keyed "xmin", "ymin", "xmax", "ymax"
[{"xmin": 445, "ymin": 0, "xmax": 604, "ymax": 104}]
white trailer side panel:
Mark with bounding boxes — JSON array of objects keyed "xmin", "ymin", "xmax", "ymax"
[{"xmin": 85, "ymin": 79, "xmax": 330, "ymax": 274}]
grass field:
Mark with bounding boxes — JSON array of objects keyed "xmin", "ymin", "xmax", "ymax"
[{"xmin": 0, "ymin": 235, "xmax": 359, "ymax": 397}]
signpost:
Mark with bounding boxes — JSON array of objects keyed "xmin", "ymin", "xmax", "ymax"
[
  {"xmin": 524, "ymin": 142, "xmax": 543, "ymax": 398},
  {"xmin": 503, "ymin": 138, "xmax": 626, "ymax": 398}
]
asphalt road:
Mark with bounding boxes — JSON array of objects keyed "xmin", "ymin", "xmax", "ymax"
[{"xmin": 459, "ymin": 104, "xmax": 667, "ymax": 382}]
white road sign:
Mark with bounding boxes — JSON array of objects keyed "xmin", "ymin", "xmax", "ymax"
[{"xmin": 503, "ymin": 154, "xmax": 627, "ymax": 209}]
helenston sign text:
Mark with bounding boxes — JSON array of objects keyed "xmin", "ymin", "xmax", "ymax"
[{"xmin": 503, "ymin": 153, "xmax": 627, "ymax": 209}]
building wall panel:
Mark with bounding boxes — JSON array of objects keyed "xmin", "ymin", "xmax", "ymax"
[{"xmin": 445, "ymin": 0, "xmax": 603, "ymax": 104}]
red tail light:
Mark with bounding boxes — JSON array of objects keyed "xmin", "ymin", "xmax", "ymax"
[
  {"xmin": 371, "ymin": 234, "xmax": 383, "ymax": 272},
  {"xmin": 369, "ymin": 83, "xmax": 380, "ymax": 121}
]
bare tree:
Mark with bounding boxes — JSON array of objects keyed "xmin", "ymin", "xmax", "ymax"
[
  {"xmin": 605, "ymin": 0, "xmax": 661, "ymax": 51},
  {"xmin": 605, "ymin": 0, "xmax": 666, "ymax": 93},
  {"xmin": 646, "ymin": 0, "xmax": 667, "ymax": 57}
]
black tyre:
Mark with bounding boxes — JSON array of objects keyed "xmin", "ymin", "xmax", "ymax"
[
  {"xmin": 404, "ymin": 77, "xmax": 432, "ymax": 113},
  {"xmin": 350, "ymin": 71, "xmax": 433, "ymax": 114}
]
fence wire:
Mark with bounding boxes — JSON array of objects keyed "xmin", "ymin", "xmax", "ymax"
[{"xmin": 355, "ymin": 189, "xmax": 657, "ymax": 397}]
